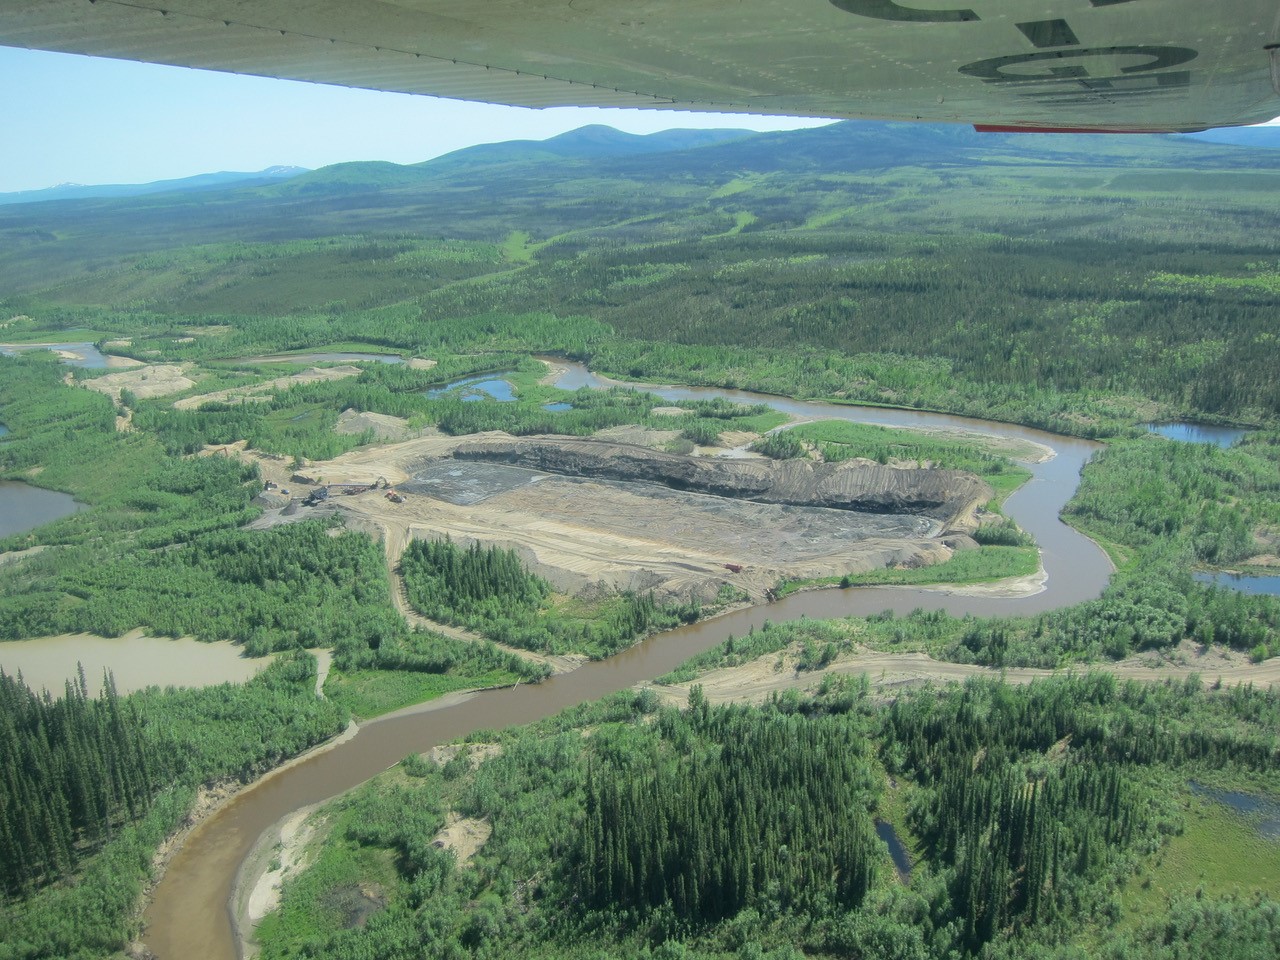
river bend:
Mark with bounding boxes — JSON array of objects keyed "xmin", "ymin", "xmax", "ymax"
[{"xmin": 142, "ymin": 365, "xmax": 1109, "ymax": 958}]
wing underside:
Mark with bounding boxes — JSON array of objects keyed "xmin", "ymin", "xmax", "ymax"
[{"xmin": 1, "ymin": 0, "xmax": 1277, "ymax": 131}]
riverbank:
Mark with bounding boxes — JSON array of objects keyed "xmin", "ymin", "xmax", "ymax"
[
  {"xmin": 233, "ymin": 802, "xmax": 326, "ymax": 960},
  {"xmin": 227, "ymin": 688, "xmax": 487, "ymax": 958},
  {"xmin": 650, "ymin": 641, "xmax": 1280, "ymax": 709},
  {"xmin": 138, "ymin": 365, "xmax": 1117, "ymax": 960},
  {"xmin": 130, "ymin": 718, "xmax": 358, "ymax": 960}
]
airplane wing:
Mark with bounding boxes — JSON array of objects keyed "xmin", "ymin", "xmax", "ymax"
[{"xmin": 1, "ymin": 0, "xmax": 1277, "ymax": 132}]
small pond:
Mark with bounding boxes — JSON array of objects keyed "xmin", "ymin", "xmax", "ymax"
[
  {"xmin": 1190, "ymin": 782, "xmax": 1280, "ymax": 840},
  {"xmin": 0, "ymin": 481, "xmax": 82, "ymax": 537},
  {"xmin": 542, "ymin": 402, "xmax": 573, "ymax": 412},
  {"xmin": 0, "ymin": 342, "xmax": 109, "ymax": 369},
  {"xmin": 875, "ymin": 820, "xmax": 912, "ymax": 881},
  {"xmin": 1194, "ymin": 571, "xmax": 1280, "ymax": 597},
  {"xmin": 1145, "ymin": 422, "xmax": 1252, "ymax": 448},
  {"xmin": 425, "ymin": 373, "xmax": 516, "ymax": 402}
]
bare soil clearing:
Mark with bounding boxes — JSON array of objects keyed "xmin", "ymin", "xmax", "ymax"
[
  {"xmin": 105, "ymin": 354, "xmax": 146, "ymax": 369},
  {"xmin": 425, "ymin": 742, "xmax": 504, "ymax": 769},
  {"xmin": 174, "ymin": 365, "xmax": 363, "ymax": 410},
  {"xmin": 83, "ymin": 363, "xmax": 195, "ymax": 402},
  {"xmin": 282, "ymin": 432, "xmax": 978, "ymax": 614},
  {"xmin": 431, "ymin": 814, "xmax": 491, "ymax": 867},
  {"xmin": 653, "ymin": 641, "xmax": 1280, "ymax": 708},
  {"xmin": 334, "ymin": 408, "xmax": 414, "ymax": 441}
]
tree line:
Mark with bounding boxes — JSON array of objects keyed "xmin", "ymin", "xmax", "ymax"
[
  {"xmin": 0, "ymin": 671, "xmax": 154, "ymax": 896},
  {"xmin": 400, "ymin": 536, "xmax": 692, "ymax": 658}
]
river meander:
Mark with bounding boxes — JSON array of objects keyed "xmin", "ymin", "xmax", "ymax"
[{"xmin": 143, "ymin": 365, "xmax": 1110, "ymax": 959}]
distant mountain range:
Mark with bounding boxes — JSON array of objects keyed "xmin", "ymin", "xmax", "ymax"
[
  {"xmin": 0, "ymin": 166, "xmax": 308, "ymax": 207},
  {"xmin": 2, "ymin": 119, "xmax": 1277, "ymax": 210},
  {"xmin": 266, "ymin": 126, "xmax": 757, "ymax": 196}
]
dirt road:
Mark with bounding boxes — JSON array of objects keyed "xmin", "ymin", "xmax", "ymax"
[{"xmin": 378, "ymin": 515, "xmax": 585, "ymax": 675}]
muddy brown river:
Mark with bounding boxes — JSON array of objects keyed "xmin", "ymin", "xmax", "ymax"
[{"xmin": 142, "ymin": 365, "xmax": 1109, "ymax": 959}]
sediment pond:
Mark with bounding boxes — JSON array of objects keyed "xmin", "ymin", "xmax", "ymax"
[
  {"xmin": 144, "ymin": 364, "xmax": 1111, "ymax": 959},
  {"xmin": 0, "ymin": 632, "xmax": 269, "ymax": 696},
  {"xmin": 0, "ymin": 480, "xmax": 81, "ymax": 537},
  {"xmin": 425, "ymin": 373, "xmax": 517, "ymax": 401}
]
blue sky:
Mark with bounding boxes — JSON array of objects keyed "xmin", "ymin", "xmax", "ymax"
[{"xmin": 0, "ymin": 48, "xmax": 832, "ymax": 193}]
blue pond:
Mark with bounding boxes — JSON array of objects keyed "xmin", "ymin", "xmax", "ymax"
[
  {"xmin": 542, "ymin": 402, "xmax": 573, "ymax": 412},
  {"xmin": 0, "ymin": 342, "xmax": 109, "ymax": 369},
  {"xmin": 1194, "ymin": 571, "xmax": 1280, "ymax": 597},
  {"xmin": 1190, "ymin": 782, "xmax": 1280, "ymax": 840},
  {"xmin": 425, "ymin": 373, "xmax": 516, "ymax": 402},
  {"xmin": 1146, "ymin": 422, "xmax": 1251, "ymax": 448}
]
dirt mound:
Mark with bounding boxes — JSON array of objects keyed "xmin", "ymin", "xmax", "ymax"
[{"xmin": 335, "ymin": 408, "xmax": 412, "ymax": 440}]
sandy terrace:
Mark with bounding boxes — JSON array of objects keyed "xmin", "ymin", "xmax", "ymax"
[
  {"xmin": 83, "ymin": 363, "xmax": 195, "ymax": 402},
  {"xmin": 174, "ymin": 365, "xmax": 364, "ymax": 410},
  {"xmin": 652, "ymin": 639, "xmax": 1280, "ymax": 709}
]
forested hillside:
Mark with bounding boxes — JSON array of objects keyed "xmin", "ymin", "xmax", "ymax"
[{"xmin": 2, "ymin": 121, "xmax": 1277, "ymax": 429}]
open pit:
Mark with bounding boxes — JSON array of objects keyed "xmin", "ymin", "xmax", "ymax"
[{"xmin": 281, "ymin": 433, "xmax": 990, "ymax": 607}]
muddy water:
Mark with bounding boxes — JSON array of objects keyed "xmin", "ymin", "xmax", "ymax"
[
  {"xmin": 0, "ymin": 633, "xmax": 269, "ymax": 696},
  {"xmin": 143, "ymin": 366, "xmax": 1109, "ymax": 959}
]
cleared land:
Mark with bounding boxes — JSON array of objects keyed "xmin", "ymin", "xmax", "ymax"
[
  {"xmin": 82, "ymin": 363, "xmax": 195, "ymax": 402},
  {"xmin": 652, "ymin": 638, "xmax": 1280, "ymax": 708},
  {"xmin": 271, "ymin": 432, "xmax": 986, "ymax": 615},
  {"xmin": 174, "ymin": 365, "xmax": 364, "ymax": 410}
]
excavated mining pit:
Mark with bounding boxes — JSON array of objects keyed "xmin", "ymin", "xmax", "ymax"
[{"xmin": 292, "ymin": 433, "xmax": 992, "ymax": 606}]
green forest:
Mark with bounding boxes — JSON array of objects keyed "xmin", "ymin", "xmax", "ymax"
[
  {"xmin": 251, "ymin": 675, "xmax": 1280, "ymax": 960},
  {"xmin": 0, "ymin": 654, "xmax": 346, "ymax": 957},
  {"xmin": 0, "ymin": 120, "xmax": 1277, "ymax": 959},
  {"xmin": 400, "ymin": 538, "xmax": 696, "ymax": 658}
]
